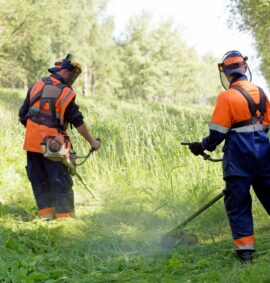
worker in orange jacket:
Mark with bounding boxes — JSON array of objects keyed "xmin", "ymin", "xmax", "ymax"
[
  {"xmin": 189, "ymin": 50, "xmax": 270, "ymax": 263},
  {"xmin": 19, "ymin": 54, "xmax": 100, "ymax": 220}
]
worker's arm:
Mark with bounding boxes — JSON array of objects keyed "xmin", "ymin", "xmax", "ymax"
[
  {"xmin": 75, "ymin": 123, "xmax": 100, "ymax": 150},
  {"xmin": 202, "ymin": 91, "xmax": 232, "ymax": 151},
  {"xmin": 64, "ymin": 99, "xmax": 100, "ymax": 150},
  {"xmin": 18, "ymin": 88, "xmax": 31, "ymax": 126}
]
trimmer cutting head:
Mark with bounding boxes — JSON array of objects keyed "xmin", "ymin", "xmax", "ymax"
[
  {"xmin": 161, "ymin": 230, "xmax": 199, "ymax": 249},
  {"xmin": 161, "ymin": 144, "xmax": 224, "ymax": 249}
]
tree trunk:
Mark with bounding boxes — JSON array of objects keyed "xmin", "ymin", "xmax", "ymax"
[
  {"xmin": 83, "ymin": 65, "xmax": 89, "ymax": 97},
  {"xmin": 90, "ymin": 67, "xmax": 95, "ymax": 96}
]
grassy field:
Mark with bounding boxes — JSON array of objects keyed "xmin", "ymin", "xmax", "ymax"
[{"xmin": 0, "ymin": 88, "xmax": 270, "ymax": 282}]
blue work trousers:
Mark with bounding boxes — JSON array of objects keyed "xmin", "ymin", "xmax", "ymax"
[{"xmin": 224, "ymin": 176, "xmax": 270, "ymax": 239}]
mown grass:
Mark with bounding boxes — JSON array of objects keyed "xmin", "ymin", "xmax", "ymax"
[{"xmin": 0, "ymin": 88, "xmax": 270, "ymax": 282}]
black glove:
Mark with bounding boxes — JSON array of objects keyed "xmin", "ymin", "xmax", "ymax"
[{"xmin": 189, "ymin": 142, "xmax": 204, "ymax": 156}]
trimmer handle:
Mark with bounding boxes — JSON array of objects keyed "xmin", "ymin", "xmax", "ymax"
[
  {"xmin": 90, "ymin": 138, "xmax": 101, "ymax": 154},
  {"xmin": 181, "ymin": 142, "xmax": 223, "ymax": 162},
  {"xmin": 180, "ymin": 142, "xmax": 192, "ymax": 146}
]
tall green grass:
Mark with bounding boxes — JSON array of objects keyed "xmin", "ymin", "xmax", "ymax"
[{"xmin": 0, "ymin": 89, "xmax": 270, "ymax": 282}]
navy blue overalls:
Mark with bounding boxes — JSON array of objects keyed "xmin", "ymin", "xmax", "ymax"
[{"xmin": 202, "ymin": 77, "xmax": 270, "ymax": 251}]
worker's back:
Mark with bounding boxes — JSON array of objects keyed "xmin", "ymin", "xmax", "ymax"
[{"xmin": 213, "ymin": 79, "xmax": 270, "ymax": 177}]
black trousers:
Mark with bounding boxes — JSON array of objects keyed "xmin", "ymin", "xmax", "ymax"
[{"xmin": 26, "ymin": 151, "xmax": 74, "ymax": 216}]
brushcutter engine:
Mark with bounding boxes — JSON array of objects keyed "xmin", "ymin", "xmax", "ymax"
[
  {"xmin": 41, "ymin": 134, "xmax": 72, "ymax": 161},
  {"xmin": 41, "ymin": 133, "xmax": 98, "ymax": 171},
  {"xmin": 48, "ymin": 138, "xmax": 62, "ymax": 153},
  {"xmin": 41, "ymin": 134, "xmax": 76, "ymax": 175},
  {"xmin": 41, "ymin": 134, "xmax": 100, "ymax": 198}
]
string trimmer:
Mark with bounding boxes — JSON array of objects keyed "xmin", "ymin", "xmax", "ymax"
[
  {"xmin": 161, "ymin": 142, "xmax": 224, "ymax": 248},
  {"xmin": 41, "ymin": 134, "xmax": 99, "ymax": 198}
]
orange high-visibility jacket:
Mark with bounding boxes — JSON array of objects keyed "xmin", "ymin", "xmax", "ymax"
[
  {"xmin": 24, "ymin": 76, "xmax": 75, "ymax": 153},
  {"xmin": 210, "ymin": 80, "xmax": 270, "ymax": 130},
  {"xmin": 202, "ymin": 78, "xmax": 270, "ymax": 177}
]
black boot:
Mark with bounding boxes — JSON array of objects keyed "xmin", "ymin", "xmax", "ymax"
[{"xmin": 236, "ymin": 250, "xmax": 254, "ymax": 264}]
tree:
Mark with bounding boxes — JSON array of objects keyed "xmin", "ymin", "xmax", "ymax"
[
  {"xmin": 0, "ymin": 0, "xmax": 121, "ymax": 96},
  {"xmin": 228, "ymin": 0, "xmax": 270, "ymax": 86},
  {"xmin": 117, "ymin": 13, "xmax": 220, "ymax": 104},
  {"xmin": 52, "ymin": 0, "xmax": 121, "ymax": 96},
  {"xmin": 0, "ymin": 0, "xmax": 57, "ymax": 88}
]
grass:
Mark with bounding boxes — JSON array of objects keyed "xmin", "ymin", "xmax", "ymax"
[{"xmin": 0, "ymin": 88, "xmax": 270, "ymax": 282}]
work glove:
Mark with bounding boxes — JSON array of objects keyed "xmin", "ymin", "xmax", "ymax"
[{"xmin": 189, "ymin": 142, "xmax": 204, "ymax": 156}]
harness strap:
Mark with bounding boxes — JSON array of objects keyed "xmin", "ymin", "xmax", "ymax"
[
  {"xmin": 29, "ymin": 81, "xmax": 45, "ymax": 106},
  {"xmin": 231, "ymin": 86, "xmax": 266, "ymax": 128},
  {"xmin": 28, "ymin": 77, "xmax": 68, "ymax": 129},
  {"xmin": 258, "ymin": 86, "xmax": 266, "ymax": 117}
]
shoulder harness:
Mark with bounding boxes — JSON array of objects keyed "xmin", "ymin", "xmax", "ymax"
[
  {"xmin": 27, "ymin": 77, "xmax": 68, "ymax": 129},
  {"xmin": 231, "ymin": 85, "xmax": 267, "ymax": 128}
]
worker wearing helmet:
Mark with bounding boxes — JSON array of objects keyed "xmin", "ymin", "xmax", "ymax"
[
  {"xmin": 19, "ymin": 54, "xmax": 101, "ymax": 220},
  {"xmin": 189, "ymin": 50, "xmax": 270, "ymax": 263}
]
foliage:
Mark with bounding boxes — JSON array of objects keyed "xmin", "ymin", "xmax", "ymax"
[
  {"xmin": 228, "ymin": 0, "xmax": 270, "ymax": 86},
  {"xmin": 117, "ymin": 13, "xmax": 222, "ymax": 103},
  {"xmin": 0, "ymin": 0, "xmax": 53, "ymax": 87},
  {"xmin": 0, "ymin": 1, "xmax": 221, "ymax": 104},
  {"xmin": 1, "ymin": 89, "xmax": 270, "ymax": 281},
  {"xmin": 0, "ymin": 0, "xmax": 119, "ymax": 95}
]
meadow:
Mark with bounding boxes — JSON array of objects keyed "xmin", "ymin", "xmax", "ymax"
[{"xmin": 1, "ymin": 89, "xmax": 270, "ymax": 282}]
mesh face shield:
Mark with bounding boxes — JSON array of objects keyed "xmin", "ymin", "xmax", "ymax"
[
  {"xmin": 218, "ymin": 71, "xmax": 230, "ymax": 90},
  {"xmin": 48, "ymin": 54, "xmax": 82, "ymax": 86},
  {"xmin": 218, "ymin": 50, "xmax": 252, "ymax": 90},
  {"xmin": 64, "ymin": 61, "xmax": 82, "ymax": 86}
]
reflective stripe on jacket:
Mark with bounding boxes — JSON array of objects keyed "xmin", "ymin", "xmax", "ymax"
[
  {"xmin": 24, "ymin": 76, "xmax": 76, "ymax": 153},
  {"xmin": 202, "ymin": 78, "xmax": 270, "ymax": 177}
]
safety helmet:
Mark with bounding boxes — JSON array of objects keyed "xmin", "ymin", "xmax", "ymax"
[
  {"xmin": 48, "ymin": 54, "xmax": 82, "ymax": 86},
  {"xmin": 218, "ymin": 50, "xmax": 252, "ymax": 89}
]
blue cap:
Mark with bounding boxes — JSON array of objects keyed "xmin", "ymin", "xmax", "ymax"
[{"xmin": 48, "ymin": 54, "xmax": 75, "ymax": 73}]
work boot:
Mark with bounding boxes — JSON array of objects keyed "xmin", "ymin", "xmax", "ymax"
[{"xmin": 236, "ymin": 250, "xmax": 254, "ymax": 264}]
